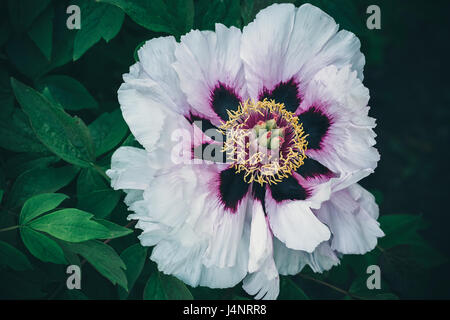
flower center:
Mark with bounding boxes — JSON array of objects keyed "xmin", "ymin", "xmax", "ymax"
[{"xmin": 219, "ymin": 99, "xmax": 308, "ymax": 185}]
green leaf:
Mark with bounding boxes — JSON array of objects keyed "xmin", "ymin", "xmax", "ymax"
[
  {"xmin": 0, "ymin": 109, "xmax": 49, "ymax": 154},
  {"xmin": 348, "ymin": 276, "xmax": 398, "ymax": 300},
  {"xmin": 4, "ymin": 153, "xmax": 58, "ymax": 179},
  {"xmin": 36, "ymin": 75, "xmax": 98, "ymax": 111},
  {"xmin": 27, "ymin": 208, "xmax": 111, "ymax": 242},
  {"xmin": 20, "ymin": 227, "xmax": 67, "ymax": 264},
  {"xmin": 0, "ymin": 190, "xmax": 3, "ymax": 205},
  {"xmin": 50, "ymin": 4, "xmax": 76, "ymax": 69},
  {"xmin": 5, "ymin": 3, "xmax": 73, "ymax": 80},
  {"xmin": 240, "ymin": 0, "xmax": 255, "ymax": 26},
  {"xmin": 0, "ymin": 18, "xmax": 11, "ymax": 48},
  {"xmin": 195, "ymin": 0, "xmax": 241, "ymax": 30},
  {"xmin": 143, "ymin": 271, "xmax": 166, "ymax": 300},
  {"xmin": 73, "ymin": 0, "xmax": 125, "ymax": 60},
  {"xmin": 5, "ymin": 4, "xmax": 74, "ymax": 80},
  {"xmin": 62, "ymin": 290, "xmax": 89, "ymax": 300},
  {"xmin": 65, "ymin": 240, "xmax": 128, "ymax": 290},
  {"xmin": 0, "ymin": 66, "xmax": 14, "ymax": 120},
  {"xmin": 378, "ymin": 214, "xmax": 427, "ymax": 249},
  {"xmin": 6, "ymin": 0, "xmax": 76, "ymax": 80},
  {"xmin": 0, "ymin": 270, "xmax": 46, "ymax": 299},
  {"xmin": 410, "ymin": 242, "xmax": 448, "ymax": 268},
  {"xmin": 10, "ymin": 78, "xmax": 96, "ymax": 167},
  {"xmin": 8, "ymin": 165, "xmax": 79, "ymax": 208},
  {"xmin": 379, "ymin": 214, "xmax": 425, "ymax": 236},
  {"xmin": 20, "ymin": 193, "xmax": 69, "ymax": 225},
  {"xmin": 77, "ymin": 168, "xmax": 121, "ymax": 218},
  {"xmin": 28, "ymin": 5, "xmax": 54, "ymax": 61},
  {"xmin": 380, "ymin": 243, "xmax": 447, "ymax": 273},
  {"xmin": 89, "ymin": 109, "xmax": 128, "ymax": 157},
  {"xmin": 144, "ymin": 271, "xmax": 193, "ymax": 300},
  {"xmin": 94, "ymin": 219, "xmax": 133, "ymax": 239},
  {"xmin": 378, "ymin": 243, "xmax": 446, "ymax": 296},
  {"xmin": 278, "ymin": 276, "xmax": 309, "ymax": 300},
  {"xmin": 189, "ymin": 286, "xmax": 226, "ymax": 300},
  {"xmin": 99, "ymin": 0, "xmax": 194, "ymax": 37},
  {"xmin": 7, "ymin": 0, "xmax": 51, "ymax": 32},
  {"xmin": 6, "ymin": 34, "xmax": 50, "ymax": 80},
  {"xmin": 118, "ymin": 243, "xmax": 147, "ymax": 299},
  {"xmin": 120, "ymin": 133, "xmax": 140, "ymax": 148},
  {"xmin": 0, "ymin": 240, "xmax": 33, "ymax": 271}
]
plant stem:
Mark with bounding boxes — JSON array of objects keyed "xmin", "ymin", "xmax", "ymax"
[
  {"xmin": 0, "ymin": 225, "xmax": 19, "ymax": 233},
  {"xmin": 91, "ymin": 163, "xmax": 110, "ymax": 182},
  {"xmin": 297, "ymin": 273, "xmax": 363, "ymax": 300}
]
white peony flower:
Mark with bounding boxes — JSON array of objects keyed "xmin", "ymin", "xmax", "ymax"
[{"xmin": 107, "ymin": 3, "xmax": 383, "ymax": 300}]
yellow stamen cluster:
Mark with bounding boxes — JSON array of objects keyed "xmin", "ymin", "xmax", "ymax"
[{"xmin": 219, "ymin": 99, "xmax": 308, "ymax": 185}]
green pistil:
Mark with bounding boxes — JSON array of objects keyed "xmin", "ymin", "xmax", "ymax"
[{"xmin": 253, "ymin": 120, "xmax": 285, "ymax": 149}]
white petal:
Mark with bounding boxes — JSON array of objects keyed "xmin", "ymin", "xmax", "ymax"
[
  {"xmin": 136, "ymin": 36, "xmax": 187, "ymax": 114},
  {"xmin": 118, "ymin": 81, "xmax": 166, "ymax": 152},
  {"xmin": 266, "ymin": 190, "xmax": 331, "ymax": 252},
  {"xmin": 242, "ymin": 3, "xmax": 364, "ymax": 102},
  {"xmin": 315, "ymin": 184, "xmax": 384, "ymax": 254},
  {"xmin": 304, "ymin": 241, "xmax": 341, "ymax": 273},
  {"xmin": 241, "ymin": 3, "xmax": 298, "ymax": 99},
  {"xmin": 300, "ymin": 65, "xmax": 380, "ymax": 190},
  {"xmin": 123, "ymin": 189, "xmax": 144, "ymax": 207},
  {"xmin": 300, "ymin": 30, "xmax": 365, "ymax": 86},
  {"xmin": 149, "ymin": 190, "xmax": 251, "ymax": 288},
  {"xmin": 347, "ymin": 181, "xmax": 380, "ymax": 219},
  {"xmin": 248, "ymin": 200, "xmax": 272, "ymax": 273},
  {"xmin": 119, "ymin": 37, "xmax": 189, "ymax": 152},
  {"xmin": 151, "ymin": 228, "xmax": 249, "ymax": 289},
  {"xmin": 243, "ymin": 256, "xmax": 280, "ymax": 300},
  {"xmin": 273, "ymin": 239, "xmax": 339, "ymax": 275},
  {"xmin": 106, "ymin": 146, "xmax": 155, "ymax": 191},
  {"xmin": 201, "ymin": 168, "xmax": 251, "ymax": 268},
  {"xmin": 138, "ymin": 164, "xmax": 199, "ymax": 229},
  {"xmin": 173, "ymin": 24, "xmax": 246, "ymax": 124},
  {"xmin": 243, "ymin": 206, "xmax": 280, "ymax": 300},
  {"xmin": 126, "ymin": 163, "xmax": 251, "ymax": 288},
  {"xmin": 136, "ymin": 220, "xmax": 170, "ymax": 247}
]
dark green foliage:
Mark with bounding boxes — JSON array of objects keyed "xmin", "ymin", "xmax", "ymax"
[
  {"xmin": 88, "ymin": 109, "xmax": 128, "ymax": 157},
  {"xmin": 20, "ymin": 193, "xmax": 69, "ymax": 224},
  {"xmin": 118, "ymin": 243, "xmax": 148, "ymax": 299},
  {"xmin": 76, "ymin": 168, "xmax": 121, "ymax": 218},
  {"xmin": 144, "ymin": 266, "xmax": 194, "ymax": 300},
  {"xmin": 28, "ymin": 5, "xmax": 54, "ymax": 61},
  {"xmin": 36, "ymin": 75, "xmax": 98, "ymax": 111},
  {"xmin": 0, "ymin": 240, "xmax": 33, "ymax": 271},
  {"xmin": 20, "ymin": 226, "xmax": 68, "ymax": 264},
  {"xmin": 0, "ymin": 0, "xmax": 448, "ymax": 300},
  {"xmin": 7, "ymin": 165, "xmax": 79, "ymax": 208},
  {"xmin": 72, "ymin": 0, "xmax": 125, "ymax": 60},
  {"xmin": 0, "ymin": 109, "xmax": 50, "ymax": 154},
  {"xmin": 278, "ymin": 277, "xmax": 309, "ymax": 300},
  {"xmin": 99, "ymin": 0, "xmax": 194, "ymax": 37},
  {"xmin": 65, "ymin": 240, "xmax": 128, "ymax": 291},
  {"xmin": 11, "ymin": 78, "xmax": 96, "ymax": 168},
  {"xmin": 195, "ymin": 0, "xmax": 242, "ymax": 30}
]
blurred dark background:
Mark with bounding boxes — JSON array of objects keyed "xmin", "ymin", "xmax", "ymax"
[{"xmin": 357, "ymin": 0, "xmax": 450, "ymax": 298}]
